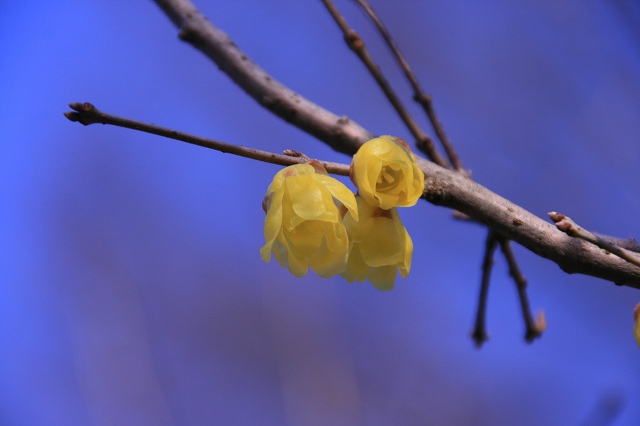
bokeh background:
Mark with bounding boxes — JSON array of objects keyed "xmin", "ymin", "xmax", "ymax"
[{"xmin": 2, "ymin": 1, "xmax": 640, "ymax": 425}]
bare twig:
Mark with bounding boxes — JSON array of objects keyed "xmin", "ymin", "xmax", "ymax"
[
  {"xmin": 593, "ymin": 234, "xmax": 640, "ymax": 253},
  {"xmin": 549, "ymin": 212, "xmax": 640, "ymax": 269},
  {"xmin": 64, "ymin": 102, "xmax": 350, "ymax": 176},
  {"xmin": 352, "ymin": 0, "xmax": 467, "ymax": 175},
  {"xmin": 320, "ymin": 0, "xmax": 450, "ymax": 169},
  {"xmin": 496, "ymin": 236, "xmax": 545, "ymax": 342},
  {"xmin": 472, "ymin": 230, "xmax": 498, "ymax": 347}
]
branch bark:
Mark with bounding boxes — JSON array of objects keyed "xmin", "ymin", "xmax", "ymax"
[
  {"xmin": 64, "ymin": 102, "xmax": 350, "ymax": 175},
  {"xmin": 154, "ymin": 0, "xmax": 373, "ymax": 155},
  {"xmin": 149, "ymin": 0, "xmax": 640, "ymax": 288}
]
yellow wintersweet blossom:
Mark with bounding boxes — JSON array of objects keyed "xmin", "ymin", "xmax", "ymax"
[
  {"xmin": 260, "ymin": 162, "xmax": 358, "ymax": 278},
  {"xmin": 351, "ymin": 135, "xmax": 425, "ymax": 210},
  {"xmin": 340, "ymin": 195, "xmax": 412, "ymax": 290}
]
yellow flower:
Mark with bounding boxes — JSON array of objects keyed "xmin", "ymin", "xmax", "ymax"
[
  {"xmin": 351, "ymin": 135, "xmax": 425, "ymax": 210},
  {"xmin": 260, "ymin": 162, "xmax": 358, "ymax": 278},
  {"xmin": 340, "ymin": 195, "xmax": 412, "ymax": 290}
]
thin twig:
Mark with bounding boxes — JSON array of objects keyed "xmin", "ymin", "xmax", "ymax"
[
  {"xmin": 64, "ymin": 102, "xmax": 350, "ymax": 176},
  {"xmin": 592, "ymin": 234, "xmax": 640, "ymax": 253},
  {"xmin": 352, "ymin": 0, "xmax": 467, "ymax": 176},
  {"xmin": 320, "ymin": 0, "xmax": 450, "ymax": 169},
  {"xmin": 496, "ymin": 236, "xmax": 545, "ymax": 342},
  {"xmin": 472, "ymin": 230, "xmax": 498, "ymax": 347},
  {"xmin": 549, "ymin": 212, "xmax": 640, "ymax": 268}
]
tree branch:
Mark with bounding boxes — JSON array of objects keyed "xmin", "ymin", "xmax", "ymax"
[
  {"xmin": 496, "ymin": 236, "xmax": 545, "ymax": 342},
  {"xmin": 472, "ymin": 230, "xmax": 498, "ymax": 347},
  {"xmin": 64, "ymin": 102, "xmax": 350, "ymax": 176},
  {"xmin": 422, "ymin": 169, "xmax": 640, "ymax": 287},
  {"xmin": 153, "ymin": 0, "xmax": 373, "ymax": 155},
  {"xmin": 126, "ymin": 0, "xmax": 640, "ymax": 288},
  {"xmin": 549, "ymin": 212, "xmax": 640, "ymax": 268}
]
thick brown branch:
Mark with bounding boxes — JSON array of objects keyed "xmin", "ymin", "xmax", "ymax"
[
  {"xmin": 64, "ymin": 102, "xmax": 350, "ymax": 175},
  {"xmin": 148, "ymin": 0, "xmax": 640, "ymax": 288},
  {"xmin": 153, "ymin": 0, "xmax": 373, "ymax": 155},
  {"xmin": 421, "ymin": 166, "xmax": 640, "ymax": 287},
  {"xmin": 321, "ymin": 0, "xmax": 450, "ymax": 169}
]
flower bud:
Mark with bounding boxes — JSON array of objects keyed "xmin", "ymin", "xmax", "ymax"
[
  {"xmin": 261, "ymin": 163, "xmax": 358, "ymax": 278},
  {"xmin": 351, "ymin": 135, "xmax": 425, "ymax": 210},
  {"xmin": 340, "ymin": 195, "xmax": 412, "ymax": 290}
]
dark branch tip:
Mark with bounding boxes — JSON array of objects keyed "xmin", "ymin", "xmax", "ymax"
[
  {"xmin": 63, "ymin": 111, "xmax": 80, "ymax": 122},
  {"xmin": 471, "ymin": 329, "xmax": 489, "ymax": 348},
  {"xmin": 64, "ymin": 102, "xmax": 99, "ymax": 125},
  {"xmin": 524, "ymin": 330, "xmax": 541, "ymax": 343}
]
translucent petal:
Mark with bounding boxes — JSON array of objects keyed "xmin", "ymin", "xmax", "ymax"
[
  {"xmin": 287, "ymin": 176, "xmax": 334, "ymax": 220},
  {"xmin": 368, "ymin": 266, "xmax": 397, "ymax": 291},
  {"xmin": 269, "ymin": 163, "xmax": 312, "ymax": 193},
  {"xmin": 342, "ymin": 197, "xmax": 375, "ymax": 242},
  {"xmin": 286, "ymin": 251, "xmax": 309, "ymax": 277},
  {"xmin": 274, "ymin": 233, "xmax": 308, "ymax": 277},
  {"xmin": 359, "ymin": 216, "xmax": 403, "ymax": 266},
  {"xmin": 340, "ymin": 244, "xmax": 369, "ymax": 283},
  {"xmin": 356, "ymin": 159, "xmax": 380, "ymax": 208},
  {"xmin": 375, "ymin": 192, "xmax": 400, "ymax": 211},
  {"xmin": 309, "ymin": 235, "xmax": 349, "ymax": 278},
  {"xmin": 287, "ymin": 222, "xmax": 324, "ymax": 255},
  {"xmin": 340, "ymin": 196, "xmax": 413, "ymax": 290},
  {"xmin": 400, "ymin": 226, "xmax": 413, "ymax": 277},
  {"xmin": 351, "ymin": 136, "xmax": 425, "ymax": 209},
  {"xmin": 313, "ymin": 174, "xmax": 359, "ymax": 221},
  {"xmin": 260, "ymin": 187, "xmax": 285, "ymax": 261}
]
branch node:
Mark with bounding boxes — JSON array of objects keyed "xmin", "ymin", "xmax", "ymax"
[
  {"xmin": 337, "ymin": 115, "xmax": 350, "ymax": 125},
  {"xmin": 283, "ymin": 150, "xmax": 311, "ymax": 162},
  {"xmin": 344, "ymin": 29, "xmax": 364, "ymax": 51},
  {"xmin": 549, "ymin": 212, "xmax": 640, "ymax": 269}
]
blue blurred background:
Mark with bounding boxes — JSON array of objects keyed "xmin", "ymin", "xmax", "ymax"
[{"xmin": 2, "ymin": 1, "xmax": 640, "ymax": 425}]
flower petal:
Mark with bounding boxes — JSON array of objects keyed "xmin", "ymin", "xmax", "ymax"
[{"xmin": 351, "ymin": 135, "xmax": 425, "ymax": 209}]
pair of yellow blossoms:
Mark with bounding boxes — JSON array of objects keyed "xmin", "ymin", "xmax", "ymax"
[{"xmin": 260, "ymin": 136, "xmax": 425, "ymax": 290}]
